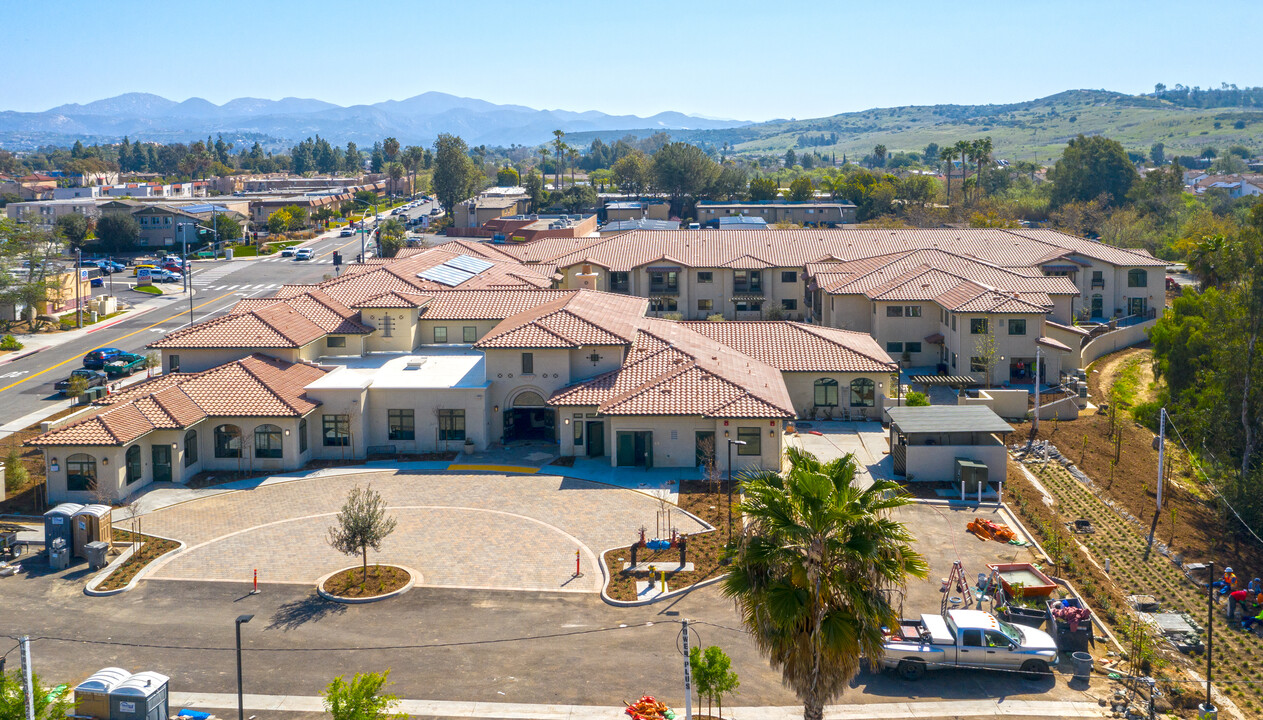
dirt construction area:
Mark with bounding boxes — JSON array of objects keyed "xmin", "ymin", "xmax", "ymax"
[{"xmin": 139, "ymin": 472, "xmax": 708, "ymax": 592}]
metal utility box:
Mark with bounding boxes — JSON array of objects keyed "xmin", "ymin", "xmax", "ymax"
[
  {"xmin": 73, "ymin": 504, "xmax": 112, "ymax": 559},
  {"xmin": 954, "ymin": 458, "xmax": 989, "ymax": 494},
  {"xmin": 108, "ymin": 671, "xmax": 169, "ymax": 720},
  {"xmin": 85, "ymin": 540, "xmax": 111, "ymax": 570},
  {"xmin": 75, "ymin": 667, "xmax": 131, "ymax": 720},
  {"xmin": 44, "ymin": 503, "xmax": 83, "ymax": 560}
]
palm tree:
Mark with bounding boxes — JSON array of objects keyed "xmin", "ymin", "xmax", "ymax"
[
  {"xmin": 957, "ymin": 141, "xmax": 971, "ymax": 204},
  {"xmin": 941, "ymin": 153, "xmax": 955, "ymax": 207},
  {"xmin": 724, "ymin": 448, "xmax": 927, "ymax": 720},
  {"xmin": 971, "ymin": 137, "xmax": 993, "ymax": 202},
  {"xmin": 552, "ymin": 130, "xmax": 566, "ymax": 190},
  {"xmin": 567, "ymin": 146, "xmax": 580, "ymax": 186}
]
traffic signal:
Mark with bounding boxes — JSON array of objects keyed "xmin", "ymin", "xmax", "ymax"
[{"xmin": 332, "ymin": 252, "xmax": 342, "ymax": 266}]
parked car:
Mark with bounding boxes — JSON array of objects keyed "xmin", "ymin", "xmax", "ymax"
[
  {"xmin": 430, "ymin": 208, "xmax": 442, "ymax": 215},
  {"xmin": 280, "ymin": 247, "xmax": 297, "ymax": 257},
  {"xmin": 54, "ymin": 369, "xmax": 108, "ymax": 396},
  {"xmin": 90, "ymin": 277, "xmax": 104, "ymax": 287},
  {"xmin": 103, "ymin": 352, "xmax": 147, "ymax": 376},
  {"xmin": 161, "ymin": 261, "xmax": 184, "ymax": 273},
  {"xmin": 92, "ymin": 260, "xmax": 122, "ymax": 274},
  {"xmin": 131, "ymin": 264, "xmax": 157, "ymax": 277},
  {"xmin": 879, "ymin": 609, "xmax": 1058, "ymax": 681},
  {"xmin": 294, "ymin": 248, "xmax": 315, "ymax": 261},
  {"xmin": 82, "ymin": 348, "xmax": 127, "ymax": 369}
]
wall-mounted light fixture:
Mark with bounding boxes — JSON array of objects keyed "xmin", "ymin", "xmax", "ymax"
[
  {"xmin": 493, "ymin": 405, "xmax": 499, "ymax": 413},
  {"xmin": 563, "ymin": 418, "xmax": 570, "ymax": 425}
]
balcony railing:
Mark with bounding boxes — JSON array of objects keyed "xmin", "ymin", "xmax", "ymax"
[{"xmin": 1090, "ymin": 279, "xmax": 1105, "ymax": 289}]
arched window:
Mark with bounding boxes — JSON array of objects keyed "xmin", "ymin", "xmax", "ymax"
[
  {"xmin": 125, "ymin": 445, "xmax": 142, "ymax": 485},
  {"xmin": 184, "ymin": 429, "xmax": 198, "ymax": 467},
  {"xmin": 254, "ymin": 424, "xmax": 283, "ymax": 459},
  {"xmin": 813, "ymin": 378, "xmax": 839, "ymax": 407},
  {"xmin": 214, "ymin": 424, "xmax": 242, "ymax": 458},
  {"xmin": 66, "ymin": 453, "xmax": 96, "ymax": 492},
  {"xmin": 849, "ymin": 378, "xmax": 875, "ymax": 408},
  {"xmin": 1127, "ymin": 269, "xmax": 1147, "ymax": 288},
  {"xmin": 513, "ymin": 391, "xmax": 546, "ymax": 407}
]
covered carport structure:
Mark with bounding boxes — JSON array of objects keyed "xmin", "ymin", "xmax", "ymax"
[{"xmin": 887, "ymin": 405, "xmax": 1013, "ymax": 485}]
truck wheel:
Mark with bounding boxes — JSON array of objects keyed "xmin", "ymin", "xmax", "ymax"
[
  {"xmin": 897, "ymin": 660, "xmax": 926, "ymax": 681},
  {"xmin": 1020, "ymin": 660, "xmax": 1050, "ymax": 680}
]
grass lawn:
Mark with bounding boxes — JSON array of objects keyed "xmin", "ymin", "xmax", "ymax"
[
  {"xmin": 133, "ymin": 285, "xmax": 162, "ymax": 295},
  {"xmin": 59, "ymin": 310, "xmax": 125, "ymax": 331}
]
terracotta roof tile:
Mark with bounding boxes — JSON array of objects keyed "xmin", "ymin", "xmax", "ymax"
[
  {"xmin": 679, "ymin": 321, "xmax": 896, "ymax": 373},
  {"xmin": 475, "ymin": 292, "xmax": 648, "ymax": 349}
]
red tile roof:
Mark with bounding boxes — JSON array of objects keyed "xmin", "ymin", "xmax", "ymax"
[
  {"xmin": 679, "ymin": 321, "xmax": 896, "ymax": 373},
  {"xmin": 475, "ymin": 292, "xmax": 648, "ymax": 349},
  {"xmin": 28, "ymin": 355, "xmax": 328, "ymax": 447}
]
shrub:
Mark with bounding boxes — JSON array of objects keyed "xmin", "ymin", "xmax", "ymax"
[
  {"xmin": 5, "ymin": 446, "xmax": 28, "ymax": 492},
  {"xmin": 706, "ymin": 314, "xmax": 726, "ymax": 322},
  {"xmin": 0, "ymin": 335, "xmax": 22, "ymax": 351},
  {"xmin": 1130, "ymin": 400, "xmax": 1161, "ymax": 431},
  {"xmin": 904, "ymin": 391, "xmax": 931, "ymax": 407}
]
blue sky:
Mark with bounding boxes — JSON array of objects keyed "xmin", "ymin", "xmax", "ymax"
[{"xmin": 6, "ymin": 0, "xmax": 1261, "ymax": 121}]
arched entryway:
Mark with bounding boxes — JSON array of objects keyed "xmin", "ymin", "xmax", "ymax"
[{"xmin": 503, "ymin": 390, "xmax": 556, "ymax": 443}]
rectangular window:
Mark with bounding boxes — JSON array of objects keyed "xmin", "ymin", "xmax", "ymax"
[
  {"xmin": 735, "ymin": 300, "xmax": 763, "ymax": 312},
  {"xmin": 697, "ymin": 271, "xmax": 713, "ymax": 283},
  {"xmin": 381, "ymin": 314, "xmax": 394, "ymax": 338},
  {"xmin": 781, "ymin": 270, "xmax": 797, "ymax": 283},
  {"xmin": 437, "ymin": 409, "xmax": 465, "ymax": 441},
  {"xmin": 886, "ymin": 306, "xmax": 903, "ymax": 317},
  {"xmin": 326, "ymin": 336, "xmax": 346, "ymax": 348},
  {"xmin": 952, "ymin": 352, "xmax": 957, "ymax": 368},
  {"xmin": 322, "ymin": 414, "xmax": 350, "ymax": 446},
  {"xmin": 433, "ymin": 326, "xmax": 448, "ymax": 343},
  {"xmin": 521, "ymin": 352, "xmax": 534, "ymax": 375},
  {"xmin": 970, "ymin": 357, "xmax": 987, "ymax": 373},
  {"xmin": 169, "ymin": 354, "xmax": 180, "ymax": 373},
  {"xmin": 697, "ymin": 299, "xmax": 713, "ymax": 312},
  {"xmin": 749, "ymin": 270, "xmax": 762, "ymax": 292},
  {"xmin": 951, "ymin": 315, "xmax": 957, "ymax": 331},
  {"xmin": 970, "ymin": 318, "xmax": 988, "ymax": 335},
  {"xmin": 463, "ymin": 326, "xmax": 477, "ymax": 343},
  {"xmin": 650, "ymin": 297, "xmax": 678, "ymax": 312},
  {"xmin": 1008, "ymin": 318, "xmax": 1027, "ymax": 335},
  {"xmin": 782, "ymin": 299, "xmax": 797, "ymax": 311},
  {"xmin": 388, "ymin": 409, "xmax": 415, "ymax": 440},
  {"xmin": 736, "ymin": 427, "xmax": 761, "ymax": 455},
  {"xmin": 573, "ymin": 414, "xmax": 584, "ymax": 442},
  {"xmin": 905, "ymin": 341, "xmax": 922, "ymax": 353},
  {"xmin": 610, "ymin": 271, "xmax": 630, "ymax": 292},
  {"xmin": 649, "ymin": 271, "xmax": 678, "ymax": 292},
  {"xmin": 299, "ymin": 417, "xmax": 308, "ymax": 453},
  {"xmin": 886, "ymin": 341, "xmax": 904, "ymax": 352},
  {"xmin": 905, "ymin": 305, "xmax": 922, "ymax": 317}
]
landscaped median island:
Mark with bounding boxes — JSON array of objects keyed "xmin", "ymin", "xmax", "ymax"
[
  {"xmin": 603, "ymin": 480, "xmax": 732, "ymax": 602},
  {"xmin": 94, "ymin": 532, "xmax": 179, "ymax": 592},
  {"xmin": 321, "ymin": 564, "xmax": 411, "ymax": 599},
  {"xmin": 132, "ymin": 285, "xmax": 162, "ymax": 295}
]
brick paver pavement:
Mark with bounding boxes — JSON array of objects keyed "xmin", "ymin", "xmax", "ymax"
[{"xmin": 141, "ymin": 472, "xmax": 705, "ymax": 592}]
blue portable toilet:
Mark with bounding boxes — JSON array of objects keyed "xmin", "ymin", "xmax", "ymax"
[{"xmin": 43, "ymin": 503, "xmax": 83, "ymax": 559}]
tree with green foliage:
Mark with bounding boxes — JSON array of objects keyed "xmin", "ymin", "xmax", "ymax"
[
  {"xmin": 872, "ymin": 144, "xmax": 887, "ymax": 167},
  {"xmin": 523, "ymin": 170, "xmax": 546, "ymax": 213},
  {"xmin": 94, "ymin": 213, "xmax": 139, "ymax": 252},
  {"xmin": 787, "ymin": 176, "xmax": 815, "ymax": 202},
  {"xmin": 904, "ymin": 391, "xmax": 931, "ymax": 407},
  {"xmin": 377, "ymin": 218, "xmax": 406, "ymax": 259},
  {"xmin": 322, "ymin": 670, "xmax": 404, "ymax": 720},
  {"xmin": 0, "ymin": 669, "xmax": 73, "ymax": 720},
  {"xmin": 382, "ymin": 137, "xmax": 400, "ymax": 163},
  {"xmin": 267, "ymin": 210, "xmax": 292, "ymax": 235},
  {"xmin": 556, "ymin": 184, "xmax": 597, "ymax": 214},
  {"xmin": 53, "ymin": 213, "xmax": 90, "ymax": 250},
  {"xmin": 690, "ymin": 645, "xmax": 740, "ymax": 720},
  {"xmin": 385, "ymin": 162, "xmax": 405, "ymax": 197},
  {"xmin": 1048, "ymin": 134, "xmax": 1138, "ymax": 208},
  {"xmin": 496, "ymin": 165, "xmax": 520, "ymax": 187},
  {"xmin": 1150, "ymin": 142, "xmax": 1166, "ymax": 166},
  {"xmin": 709, "ymin": 164, "xmax": 749, "ymax": 201},
  {"xmin": 327, "ymin": 484, "xmax": 398, "ymax": 583},
  {"xmin": 4, "ymin": 446, "xmax": 27, "ymax": 493},
  {"xmin": 923, "ymin": 143, "xmax": 939, "ymax": 163},
  {"xmin": 749, "ymin": 177, "xmax": 779, "ymax": 202},
  {"xmin": 611, "ymin": 151, "xmax": 653, "ymax": 198},
  {"xmin": 724, "ymin": 448, "xmax": 927, "ymax": 720},
  {"xmin": 282, "ymin": 205, "xmax": 308, "ymax": 231},
  {"xmin": 654, "ymin": 142, "xmax": 719, "ymax": 217},
  {"xmin": 431, "ymin": 134, "xmax": 481, "ymax": 219},
  {"xmin": 213, "ymin": 214, "xmax": 243, "ymax": 241}
]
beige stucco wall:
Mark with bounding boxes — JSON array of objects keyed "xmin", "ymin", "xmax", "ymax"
[
  {"xmin": 598, "ymin": 416, "xmax": 783, "ymax": 471},
  {"xmin": 361, "ymin": 310, "xmax": 418, "ymax": 352},
  {"xmin": 957, "ymin": 389, "xmax": 1030, "ymax": 421},
  {"xmin": 417, "ymin": 319, "xmax": 500, "ymax": 346},
  {"xmin": 902, "ymin": 441, "xmax": 1008, "ymax": 484},
  {"xmin": 781, "ymin": 372, "xmax": 891, "ymax": 420},
  {"xmin": 361, "ymin": 387, "xmax": 490, "ymax": 452},
  {"xmin": 163, "ymin": 347, "xmax": 301, "ymax": 373},
  {"xmin": 483, "ymin": 348, "xmax": 572, "ymax": 444}
]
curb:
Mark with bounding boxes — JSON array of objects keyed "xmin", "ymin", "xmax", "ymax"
[
  {"xmin": 598, "ymin": 506, "xmax": 721, "ymax": 607},
  {"xmin": 85, "ymin": 305, "xmax": 157, "ymax": 334},
  {"xmin": 84, "ymin": 533, "xmax": 185, "ymax": 596},
  {"xmin": 316, "ymin": 564, "xmax": 418, "ymax": 604},
  {"xmin": 0, "ymin": 346, "xmax": 46, "ymax": 366}
]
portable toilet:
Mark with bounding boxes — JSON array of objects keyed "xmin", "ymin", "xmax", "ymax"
[
  {"xmin": 73, "ymin": 505, "xmax": 113, "ymax": 559},
  {"xmin": 108, "ymin": 671, "xmax": 169, "ymax": 720},
  {"xmin": 75, "ymin": 667, "xmax": 131, "ymax": 720},
  {"xmin": 44, "ymin": 503, "xmax": 83, "ymax": 559}
]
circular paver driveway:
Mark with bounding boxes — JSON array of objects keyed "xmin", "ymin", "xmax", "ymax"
[{"xmin": 140, "ymin": 472, "xmax": 706, "ymax": 593}]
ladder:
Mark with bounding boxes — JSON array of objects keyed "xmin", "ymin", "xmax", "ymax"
[{"xmin": 941, "ymin": 560, "xmax": 974, "ymax": 614}]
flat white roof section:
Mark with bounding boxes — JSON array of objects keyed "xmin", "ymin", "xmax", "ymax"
[{"xmin": 310, "ymin": 348, "xmax": 488, "ymax": 391}]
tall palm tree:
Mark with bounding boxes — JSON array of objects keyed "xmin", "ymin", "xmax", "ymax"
[
  {"xmin": 724, "ymin": 448, "xmax": 927, "ymax": 720},
  {"xmin": 552, "ymin": 130, "xmax": 566, "ymax": 190},
  {"xmin": 957, "ymin": 141, "xmax": 971, "ymax": 204},
  {"xmin": 942, "ymin": 153, "xmax": 955, "ymax": 207},
  {"xmin": 972, "ymin": 137, "xmax": 993, "ymax": 202},
  {"xmin": 567, "ymin": 146, "xmax": 580, "ymax": 186}
]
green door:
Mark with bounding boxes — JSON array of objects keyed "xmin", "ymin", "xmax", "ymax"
[
  {"xmin": 616, "ymin": 432, "xmax": 634, "ymax": 466},
  {"xmin": 151, "ymin": 444, "xmax": 172, "ymax": 483},
  {"xmin": 586, "ymin": 422, "xmax": 605, "ymax": 457}
]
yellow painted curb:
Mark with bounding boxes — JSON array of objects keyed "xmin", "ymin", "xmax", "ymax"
[{"xmin": 447, "ymin": 464, "xmax": 540, "ymax": 474}]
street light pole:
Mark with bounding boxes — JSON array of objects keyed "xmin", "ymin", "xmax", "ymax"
[
  {"xmin": 235, "ymin": 614, "xmax": 254, "ymax": 720},
  {"xmin": 726, "ymin": 439, "xmax": 747, "ymax": 539}
]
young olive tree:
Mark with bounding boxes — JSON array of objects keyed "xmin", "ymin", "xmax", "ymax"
[{"xmin": 327, "ymin": 485, "xmax": 397, "ymax": 583}]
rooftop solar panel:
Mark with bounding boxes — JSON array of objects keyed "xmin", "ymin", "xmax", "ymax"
[
  {"xmin": 418, "ymin": 266, "xmax": 476, "ymax": 286},
  {"xmin": 445, "ymin": 255, "xmax": 495, "ymax": 274}
]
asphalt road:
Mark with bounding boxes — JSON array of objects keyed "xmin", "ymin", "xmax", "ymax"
[
  {"xmin": 0, "ymin": 574, "xmax": 1074, "ymax": 708},
  {"xmin": 0, "ymin": 209, "xmax": 417, "ymax": 429}
]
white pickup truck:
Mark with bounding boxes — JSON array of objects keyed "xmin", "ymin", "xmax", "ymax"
[{"xmin": 880, "ymin": 609, "xmax": 1058, "ymax": 680}]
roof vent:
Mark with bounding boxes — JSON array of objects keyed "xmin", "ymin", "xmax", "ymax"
[{"xmin": 405, "ymin": 358, "xmax": 426, "ymax": 370}]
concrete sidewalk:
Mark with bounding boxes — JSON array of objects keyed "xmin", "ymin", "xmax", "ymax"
[
  {"xmin": 169, "ymin": 692, "xmax": 1109, "ymax": 719},
  {"xmin": 0, "ymin": 295, "xmax": 168, "ymax": 364}
]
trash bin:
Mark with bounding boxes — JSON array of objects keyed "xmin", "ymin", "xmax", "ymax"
[
  {"xmin": 1071, "ymin": 651, "xmax": 1093, "ymax": 682},
  {"xmin": 85, "ymin": 540, "xmax": 111, "ymax": 571},
  {"xmin": 49, "ymin": 537, "xmax": 70, "ymax": 570}
]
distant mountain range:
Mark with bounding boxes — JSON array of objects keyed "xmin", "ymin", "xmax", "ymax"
[{"xmin": 0, "ymin": 92, "xmax": 750, "ymax": 150}]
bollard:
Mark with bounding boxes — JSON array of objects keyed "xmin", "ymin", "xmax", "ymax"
[
  {"xmin": 251, "ymin": 568, "xmax": 259, "ymax": 594},
  {"xmin": 574, "ymin": 549, "xmax": 581, "ymax": 578}
]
